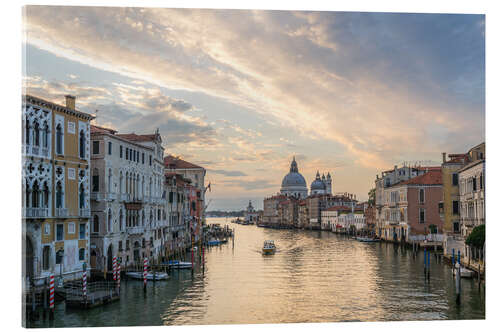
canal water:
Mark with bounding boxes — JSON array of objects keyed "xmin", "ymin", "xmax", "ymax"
[{"xmin": 28, "ymin": 217, "xmax": 485, "ymax": 327}]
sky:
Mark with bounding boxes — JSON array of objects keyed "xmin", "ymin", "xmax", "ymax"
[{"xmin": 22, "ymin": 7, "xmax": 485, "ymax": 211}]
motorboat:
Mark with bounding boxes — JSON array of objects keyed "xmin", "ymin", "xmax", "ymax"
[
  {"xmin": 207, "ymin": 239, "xmax": 222, "ymax": 246},
  {"xmin": 167, "ymin": 260, "xmax": 193, "ymax": 269},
  {"xmin": 356, "ymin": 237, "xmax": 380, "ymax": 243},
  {"xmin": 453, "ymin": 264, "xmax": 474, "ymax": 278},
  {"xmin": 262, "ymin": 240, "xmax": 276, "ymax": 255},
  {"xmin": 126, "ymin": 271, "xmax": 169, "ymax": 280}
]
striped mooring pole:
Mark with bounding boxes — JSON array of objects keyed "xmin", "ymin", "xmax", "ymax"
[
  {"xmin": 117, "ymin": 262, "xmax": 121, "ymax": 292},
  {"xmin": 143, "ymin": 257, "xmax": 148, "ymax": 292},
  {"xmin": 112, "ymin": 256, "xmax": 117, "ymax": 281},
  {"xmin": 49, "ymin": 274, "xmax": 55, "ymax": 320},
  {"xmin": 82, "ymin": 270, "xmax": 87, "ymax": 299}
]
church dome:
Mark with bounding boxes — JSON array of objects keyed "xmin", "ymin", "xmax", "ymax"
[
  {"xmin": 281, "ymin": 172, "xmax": 307, "ymax": 188},
  {"xmin": 311, "ymin": 171, "xmax": 326, "ymax": 191},
  {"xmin": 280, "ymin": 157, "xmax": 308, "ymax": 198}
]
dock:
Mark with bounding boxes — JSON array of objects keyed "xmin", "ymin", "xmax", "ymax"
[{"xmin": 64, "ymin": 281, "xmax": 120, "ymax": 309}]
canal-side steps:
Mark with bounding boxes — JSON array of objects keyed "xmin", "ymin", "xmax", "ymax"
[{"xmin": 63, "ymin": 281, "xmax": 120, "ymax": 309}]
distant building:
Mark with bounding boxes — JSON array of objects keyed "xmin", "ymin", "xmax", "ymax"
[
  {"xmin": 262, "ymin": 195, "xmax": 289, "ymax": 227},
  {"xmin": 280, "ymin": 157, "xmax": 308, "ymax": 199},
  {"xmin": 310, "ymin": 171, "xmax": 332, "ymax": 195},
  {"xmin": 244, "ymin": 200, "xmax": 259, "ymax": 224}
]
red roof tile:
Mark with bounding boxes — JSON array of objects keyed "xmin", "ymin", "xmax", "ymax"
[
  {"xmin": 399, "ymin": 170, "xmax": 442, "ymax": 185},
  {"xmin": 90, "ymin": 124, "xmax": 117, "ymax": 135},
  {"xmin": 164, "ymin": 155, "xmax": 204, "ymax": 170},
  {"xmin": 116, "ymin": 133, "xmax": 159, "ymax": 142}
]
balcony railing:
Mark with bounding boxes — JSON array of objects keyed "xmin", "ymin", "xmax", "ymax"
[
  {"xmin": 22, "ymin": 145, "xmax": 51, "ymax": 158},
  {"xmin": 128, "ymin": 226, "xmax": 144, "ymax": 235},
  {"xmin": 23, "ymin": 207, "xmax": 49, "ymax": 218},
  {"xmin": 54, "ymin": 207, "xmax": 69, "ymax": 217},
  {"xmin": 79, "ymin": 208, "xmax": 91, "ymax": 217},
  {"xmin": 106, "ymin": 193, "xmax": 117, "ymax": 201},
  {"xmin": 120, "ymin": 193, "xmax": 130, "ymax": 202},
  {"xmin": 91, "ymin": 192, "xmax": 104, "ymax": 201}
]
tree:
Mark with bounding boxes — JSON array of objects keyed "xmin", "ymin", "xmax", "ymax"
[
  {"xmin": 466, "ymin": 224, "xmax": 485, "ymax": 249},
  {"xmin": 368, "ymin": 188, "xmax": 376, "ymax": 205}
]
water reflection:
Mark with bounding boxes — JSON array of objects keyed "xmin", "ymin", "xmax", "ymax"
[{"xmin": 27, "ymin": 217, "xmax": 485, "ymax": 327}]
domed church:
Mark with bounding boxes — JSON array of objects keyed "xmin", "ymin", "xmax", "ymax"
[
  {"xmin": 280, "ymin": 157, "xmax": 308, "ymax": 199},
  {"xmin": 310, "ymin": 171, "xmax": 332, "ymax": 195}
]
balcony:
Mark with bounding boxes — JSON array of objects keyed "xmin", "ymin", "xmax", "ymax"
[
  {"xmin": 22, "ymin": 145, "xmax": 51, "ymax": 158},
  {"xmin": 128, "ymin": 226, "xmax": 145, "ymax": 235},
  {"xmin": 106, "ymin": 193, "xmax": 117, "ymax": 201},
  {"xmin": 91, "ymin": 192, "xmax": 104, "ymax": 201},
  {"xmin": 79, "ymin": 208, "xmax": 91, "ymax": 217},
  {"xmin": 23, "ymin": 207, "xmax": 49, "ymax": 218},
  {"xmin": 143, "ymin": 196, "xmax": 150, "ymax": 203},
  {"xmin": 54, "ymin": 207, "xmax": 69, "ymax": 217},
  {"xmin": 120, "ymin": 193, "xmax": 130, "ymax": 202}
]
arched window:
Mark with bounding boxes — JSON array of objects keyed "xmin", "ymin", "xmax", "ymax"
[
  {"xmin": 42, "ymin": 181, "xmax": 49, "ymax": 208},
  {"xmin": 108, "ymin": 169, "xmax": 112, "ymax": 193},
  {"xmin": 56, "ymin": 124, "xmax": 63, "ymax": 155},
  {"xmin": 79, "ymin": 183, "xmax": 85, "ymax": 208},
  {"xmin": 92, "ymin": 168, "xmax": 99, "ymax": 192},
  {"xmin": 33, "ymin": 121, "xmax": 40, "ymax": 147},
  {"xmin": 43, "ymin": 121, "xmax": 49, "ymax": 148},
  {"xmin": 32, "ymin": 181, "xmax": 39, "ymax": 208},
  {"xmin": 119, "ymin": 209, "xmax": 123, "ymax": 231},
  {"xmin": 93, "ymin": 215, "xmax": 99, "ymax": 233},
  {"xmin": 79, "ymin": 129, "xmax": 85, "ymax": 159},
  {"xmin": 125, "ymin": 172, "xmax": 129, "ymax": 194},
  {"xmin": 42, "ymin": 246, "xmax": 50, "ymax": 270},
  {"xmin": 56, "ymin": 181, "xmax": 63, "ymax": 208},
  {"xmin": 107, "ymin": 209, "xmax": 112, "ymax": 233},
  {"xmin": 142, "ymin": 210, "xmax": 145, "ymax": 226},
  {"xmin": 25, "ymin": 180, "xmax": 30, "ymax": 207},
  {"xmin": 119, "ymin": 171, "xmax": 123, "ymax": 194},
  {"xmin": 25, "ymin": 121, "xmax": 30, "ymax": 145}
]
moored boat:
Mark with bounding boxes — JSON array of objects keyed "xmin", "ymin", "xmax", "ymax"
[
  {"xmin": 167, "ymin": 260, "xmax": 193, "ymax": 269},
  {"xmin": 356, "ymin": 237, "xmax": 380, "ymax": 243},
  {"xmin": 262, "ymin": 240, "xmax": 276, "ymax": 255},
  {"xmin": 126, "ymin": 271, "xmax": 169, "ymax": 280},
  {"xmin": 453, "ymin": 264, "xmax": 474, "ymax": 278}
]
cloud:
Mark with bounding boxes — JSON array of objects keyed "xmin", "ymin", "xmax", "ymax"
[
  {"xmin": 24, "ymin": 7, "xmax": 484, "ymax": 172},
  {"xmin": 208, "ymin": 169, "xmax": 248, "ymax": 177},
  {"xmin": 220, "ymin": 179, "xmax": 278, "ymax": 191}
]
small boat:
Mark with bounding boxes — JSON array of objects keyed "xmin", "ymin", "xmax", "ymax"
[
  {"xmin": 207, "ymin": 238, "xmax": 222, "ymax": 246},
  {"xmin": 262, "ymin": 240, "xmax": 276, "ymax": 255},
  {"xmin": 167, "ymin": 260, "xmax": 193, "ymax": 269},
  {"xmin": 453, "ymin": 264, "xmax": 474, "ymax": 278},
  {"xmin": 126, "ymin": 271, "xmax": 169, "ymax": 280},
  {"xmin": 356, "ymin": 237, "xmax": 380, "ymax": 243}
]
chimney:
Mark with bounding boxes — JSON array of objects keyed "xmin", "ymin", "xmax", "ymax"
[
  {"xmin": 65, "ymin": 95, "xmax": 76, "ymax": 110},
  {"xmin": 442, "ymin": 152, "xmax": 446, "ymax": 163}
]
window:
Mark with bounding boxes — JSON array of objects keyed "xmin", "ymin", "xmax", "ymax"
[
  {"xmin": 108, "ymin": 209, "xmax": 112, "ymax": 233},
  {"xmin": 453, "ymin": 201, "xmax": 459, "ymax": 215},
  {"xmin": 126, "ymin": 240, "xmax": 130, "ymax": 250},
  {"xmin": 120, "ymin": 145, "xmax": 123, "ymax": 158},
  {"xmin": 419, "ymin": 189, "xmax": 425, "ymax": 203},
  {"xmin": 149, "ymin": 155, "xmax": 152, "ymax": 166},
  {"xmin": 92, "ymin": 174, "xmax": 99, "ymax": 192},
  {"xmin": 25, "ymin": 121, "xmax": 30, "ymax": 145},
  {"xmin": 480, "ymin": 174, "xmax": 483, "ymax": 190},
  {"xmin": 126, "ymin": 148, "xmax": 129, "ymax": 160},
  {"xmin": 472, "ymin": 177, "xmax": 477, "ymax": 191},
  {"xmin": 92, "ymin": 140, "xmax": 99, "ymax": 154},
  {"xmin": 142, "ymin": 152, "xmax": 144, "ymax": 164},
  {"xmin": 42, "ymin": 246, "xmax": 50, "ymax": 270},
  {"xmin": 419, "ymin": 208, "xmax": 425, "ymax": 223},
  {"xmin": 44, "ymin": 223, "xmax": 50, "ymax": 235},
  {"xmin": 452, "ymin": 173, "xmax": 458, "ymax": 186},
  {"xmin": 56, "ymin": 224, "xmax": 64, "ymax": 241},
  {"xmin": 169, "ymin": 192, "xmax": 173, "ymax": 203},
  {"xmin": 56, "ymin": 124, "xmax": 63, "ymax": 155},
  {"xmin": 108, "ymin": 141, "xmax": 112, "ymax": 155},
  {"xmin": 79, "ymin": 130, "xmax": 86, "ymax": 159},
  {"xmin": 93, "ymin": 215, "xmax": 99, "ymax": 233},
  {"xmin": 33, "ymin": 121, "xmax": 40, "ymax": 146},
  {"xmin": 56, "ymin": 181, "xmax": 63, "ymax": 208},
  {"xmin": 119, "ymin": 241, "xmax": 123, "ymax": 251},
  {"xmin": 79, "ymin": 223, "xmax": 86, "ymax": 239},
  {"xmin": 453, "ymin": 221, "xmax": 460, "ymax": 233},
  {"xmin": 68, "ymin": 222, "xmax": 75, "ymax": 234},
  {"xmin": 79, "ymin": 183, "xmax": 85, "ymax": 208},
  {"xmin": 79, "ymin": 248, "xmax": 85, "ymax": 261}
]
